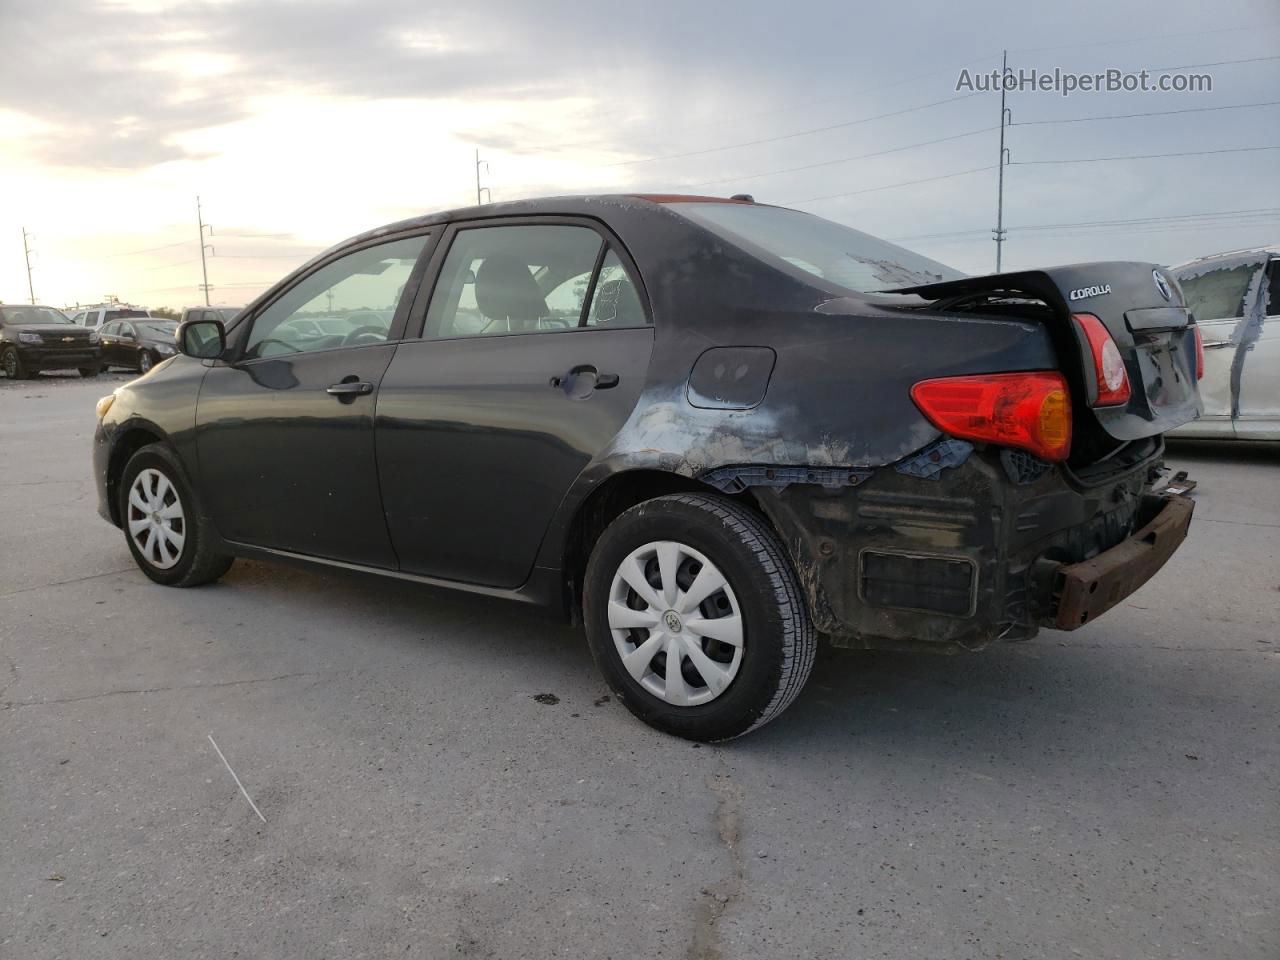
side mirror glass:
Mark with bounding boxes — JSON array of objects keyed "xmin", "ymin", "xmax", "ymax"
[{"xmin": 178, "ymin": 319, "xmax": 226, "ymax": 359}]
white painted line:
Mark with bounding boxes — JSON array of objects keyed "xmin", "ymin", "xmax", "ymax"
[{"xmin": 207, "ymin": 734, "xmax": 267, "ymax": 823}]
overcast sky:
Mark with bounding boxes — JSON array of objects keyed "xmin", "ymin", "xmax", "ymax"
[{"xmin": 1, "ymin": 0, "xmax": 1277, "ymax": 308}]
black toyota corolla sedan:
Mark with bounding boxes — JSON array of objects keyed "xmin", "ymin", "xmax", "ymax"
[{"xmin": 92, "ymin": 194, "xmax": 1201, "ymax": 740}]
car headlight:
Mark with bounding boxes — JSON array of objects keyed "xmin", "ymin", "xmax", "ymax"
[
  {"xmin": 17, "ymin": 331, "xmax": 43, "ymax": 344},
  {"xmin": 155, "ymin": 343, "xmax": 176, "ymax": 356}
]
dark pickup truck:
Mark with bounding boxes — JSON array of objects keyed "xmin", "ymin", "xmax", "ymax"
[{"xmin": 92, "ymin": 195, "xmax": 1200, "ymax": 740}]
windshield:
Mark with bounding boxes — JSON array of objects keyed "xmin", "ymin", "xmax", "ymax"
[
  {"xmin": 105, "ymin": 309, "xmax": 150, "ymax": 321},
  {"xmin": 139, "ymin": 321, "xmax": 178, "ymax": 336},
  {"xmin": 0, "ymin": 305, "xmax": 72, "ymax": 324},
  {"xmin": 668, "ymin": 202, "xmax": 963, "ymax": 292}
]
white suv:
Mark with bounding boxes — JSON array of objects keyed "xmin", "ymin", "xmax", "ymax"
[{"xmin": 69, "ymin": 304, "xmax": 152, "ymax": 328}]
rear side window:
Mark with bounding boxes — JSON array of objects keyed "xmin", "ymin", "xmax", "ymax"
[
  {"xmin": 426, "ymin": 225, "xmax": 602, "ymax": 338},
  {"xmin": 1178, "ymin": 263, "xmax": 1257, "ymax": 321},
  {"xmin": 423, "ymin": 224, "xmax": 648, "ymax": 338},
  {"xmin": 585, "ymin": 250, "xmax": 646, "ymax": 328}
]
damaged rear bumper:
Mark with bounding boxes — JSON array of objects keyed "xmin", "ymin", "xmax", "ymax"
[
  {"xmin": 1052, "ymin": 493, "xmax": 1193, "ymax": 629},
  {"xmin": 738, "ymin": 439, "xmax": 1192, "ymax": 651}
]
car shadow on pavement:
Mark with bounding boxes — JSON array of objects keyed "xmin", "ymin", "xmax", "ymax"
[{"xmin": 215, "ymin": 557, "xmax": 1226, "ymax": 775}]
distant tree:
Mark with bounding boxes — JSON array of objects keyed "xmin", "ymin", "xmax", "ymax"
[{"xmin": 150, "ymin": 306, "xmax": 180, "ymax": 320}]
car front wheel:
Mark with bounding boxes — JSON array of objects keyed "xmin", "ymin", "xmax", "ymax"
[
  {"xmin": 3, "ymin": 347, "xmax": 32, "ymax": 379},
  {"xmin": 138, "ymin": 350, "xmax": 155, "ymax": 373},
  {"xmin": 583, "ymin": 493, "xmax": 816, "ymax": 741},
  {"xmin": 79, "ymin": 366, "xmax": 100, "ymax": 378},
  {"xmin": 119, "ymin": 444, "xmax": 233, "ymax": 586}
]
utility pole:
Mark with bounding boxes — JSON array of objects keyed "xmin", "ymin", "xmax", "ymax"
[
  {"xmin": 21, "ymin": 227, "xmax": 35, "ymax": 304},
  {"xmin": 993, "ymin": 49, "xmax": 1011, "ymax": 273},
  {"xmin": 474, "ymin": 149, "xmax": 490, "ymax": 206},
  {"xmin": 196, "ymin": 196, "xmax": 214, "ymax": 306}
]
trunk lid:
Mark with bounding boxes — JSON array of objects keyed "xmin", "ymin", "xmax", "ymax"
[{"xmin": 888, "ymin": 261, "xmax": 1201, "ymax": 445}]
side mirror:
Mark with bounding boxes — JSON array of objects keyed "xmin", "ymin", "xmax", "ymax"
[{"xmin": 177, "ymin": 319, "xmax": 226, "ymax": 359}]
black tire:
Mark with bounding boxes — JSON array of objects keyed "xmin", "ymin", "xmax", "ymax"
[
  {"xmin": 3, "ymin": 346, "xmax": 32, "ymax": 379},
  {"xmin": 138, "ymin": 350, "xmax": 155, "ymax": 373},
  {"xmin": 118, "ymin": 443, "xmax": 233, "ymax": 587},
  {"xmin": 79, "ymin": 366, "xmax": 100, "ymax": 378},
  {"xmin": 583, "ymin": 493, "xmax": 816, "ymax": 741}
]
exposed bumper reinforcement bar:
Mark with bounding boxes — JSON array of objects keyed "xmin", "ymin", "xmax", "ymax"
[{"xmin": 1052, "ymin": 493, "xmax": 1194, "ymax": 630}]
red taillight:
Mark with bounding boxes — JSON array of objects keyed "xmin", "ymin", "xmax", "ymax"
[
  {"xmin": 1192, "ymin": 324, "xmax": 1205, "ymax": 380},
  {"xmin": 1074, "ymin": 312, "xmax": 1131, "ymax": 406},
  {"xmin": 911, "ymin": 372, "xmax": 1072, "ymax": 461}
]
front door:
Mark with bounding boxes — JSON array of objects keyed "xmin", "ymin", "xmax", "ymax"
[
  {"xmin": 195, "ymin": 233, "xmax": 431, "ymax": 567},
  {"xmin": 376, "ymin": 220, "xmax": 654, "ymax": 588}
]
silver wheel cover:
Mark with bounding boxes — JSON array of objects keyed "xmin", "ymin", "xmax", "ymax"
[
  {"xmin": 607, "ymin": 540, "xmax": 744, "ymax": 707},
  {"xmin": 127, "ymin": 468, "xmax": 186, "ymax": 570}
]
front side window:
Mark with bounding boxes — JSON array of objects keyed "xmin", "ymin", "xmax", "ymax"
[
  {"xmin": 244, "ymin": 234, "xmax": 428, "ymax": 359},
  {"xmin": 424, "ymin": 225, "xmax": 605, "ymax": 338}
]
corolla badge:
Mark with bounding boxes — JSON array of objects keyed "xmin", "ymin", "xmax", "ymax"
[
  {"xmin": 1068, "ymin": 283, "xmax": 1112, "ymax": 301},
  {"xmin": 1152, "ymin": 269, "xmax": 1172, "ymax": 301}
]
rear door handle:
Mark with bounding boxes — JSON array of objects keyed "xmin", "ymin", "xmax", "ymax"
[
  {"xmin": 549, "ymin": 366, "xmax": 620, "ymax": 394},
  {"xmin": 326, "ymin": 380, "xmax": 374, "ymax": 398}
]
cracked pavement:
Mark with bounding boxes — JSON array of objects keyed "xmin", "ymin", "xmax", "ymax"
[{"xmin": 2, "ymin": 374, "xmax": 1278, "ymax": 959}]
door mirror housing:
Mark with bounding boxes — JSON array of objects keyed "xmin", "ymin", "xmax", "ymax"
[{"xmin": 178, "ymin": 318, "xmax": 227, "ymax": 359}]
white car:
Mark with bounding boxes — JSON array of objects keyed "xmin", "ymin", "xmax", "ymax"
[
  {"xmin": 69, "ymin": 304, "xmax": 152, "ymax": 328},
  {"xmin": 1169, "ymin": 247, "xmax": 1279, "ymax": 440}
]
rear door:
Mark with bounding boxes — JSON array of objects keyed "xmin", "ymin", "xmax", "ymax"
[
  {"xmin": 1177, "ymin": 257, "xmax": 1264, "ymax": 436},
  {"xmin": 1236, "ymin": 258, "xmax": 1280, "ymax": 438},
  {"xmin": 376, "ymin": 218, "xmax": 654, "ymax": 588}
]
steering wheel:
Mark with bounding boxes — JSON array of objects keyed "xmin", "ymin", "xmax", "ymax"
[
  {"xmin": 252, "ymin": 338, "xmax": 303, "ymax": 356},
  {"xmin": 342, "ymin": 325, "xmax": 387, "ymax": 346}
]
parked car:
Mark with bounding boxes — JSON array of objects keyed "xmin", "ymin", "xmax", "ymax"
[
  {"xmin": 70, "ymin": 304, "xmax": 151, "ymax": 328},
  {"xmin": 179, "ymin": 306, "xmax": 243, "ymax": 326},
  {"xmin": 1168, "ymin": 247, "xmax": 1278, "ymax": 440},
  {"xmin": 92, "ymin": 195, "xmax": 1200, "ymax": 740},
  {"xmin": 1, "ymin": 303, "xmax": 101, "ymax": 378},
  {"xmin": 98, "ymin": 317, "xmax": 181, "ymax": 373}
]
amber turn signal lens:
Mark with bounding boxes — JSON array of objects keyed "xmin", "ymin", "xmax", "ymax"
[
  {"xmin": 1192, "ymin": 324, "xmax": 1205, "ymax": 381},
  {"xmin": 911, "ymin": 371, "xmax": 1072, "ymax": 462},
  {"xmin": 95, "ymin": 394, "xmax": 115, "ymax": 419}
]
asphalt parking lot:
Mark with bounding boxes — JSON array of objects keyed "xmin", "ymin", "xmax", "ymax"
[{"xmin": 2, "ymin": 372, "xmax": 1277, "ymax": 960}]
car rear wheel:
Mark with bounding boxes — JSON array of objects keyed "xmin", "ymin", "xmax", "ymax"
[
  {"xmin": 138, "ymin": 350, "xmax": 155, "ymax": 373},
  {"xmin": 79, "ymin": 366, "xmax": 100, "ymax": 378},
  {"xmin": 583, "ymin": 493, "xmax": 816, "ymax": 741},
  {"xmin": 3, "ymin": 347, "xmax": 32, "ymax": 379},
  {"xmin": 119, "ymin": 444, "xmax": 233, "ymax": 587}
]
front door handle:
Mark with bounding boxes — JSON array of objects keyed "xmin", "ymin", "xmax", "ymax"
[{"xmin": 326, "ymin": 379, "xmax": 374, "ymax": 401}]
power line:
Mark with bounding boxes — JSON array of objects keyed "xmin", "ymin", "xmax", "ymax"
[
  {"xmin": 685, "ymin": 125, "xmax": 997, "ymax": 188},
  {"xmin": 101, "ymin": 239, "xmax": 191, "ymax": 258},
  {"xmin": 892, "ymin": 207, "xmax": 1280, "ymax": 242},
  {"xmin": 782, "ymin": 164, "xmax": 996, "ymax": 205},
  {"xmin": 1151, "ymin": 53, "xmax": 1280, "ymax": 71},
  {"xmin": 1013, "ymin": 99, "xmax": 1280, "ymax": 127},
  {"xmin": 1009, "ymin": 25, "xmax": 1254, "ymax": 55},
  {"xmin": 1012, "ymin": 144, "xmax": 1280, "ymax": 165},
  {"xmin": 610, "ymin": 92, "xmax": 982, "ymax": 167}
]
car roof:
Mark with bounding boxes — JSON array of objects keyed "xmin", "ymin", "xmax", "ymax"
[{"xmin": 1170, "ymin": 245, "xmax": 1279, "ymax": 272}]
